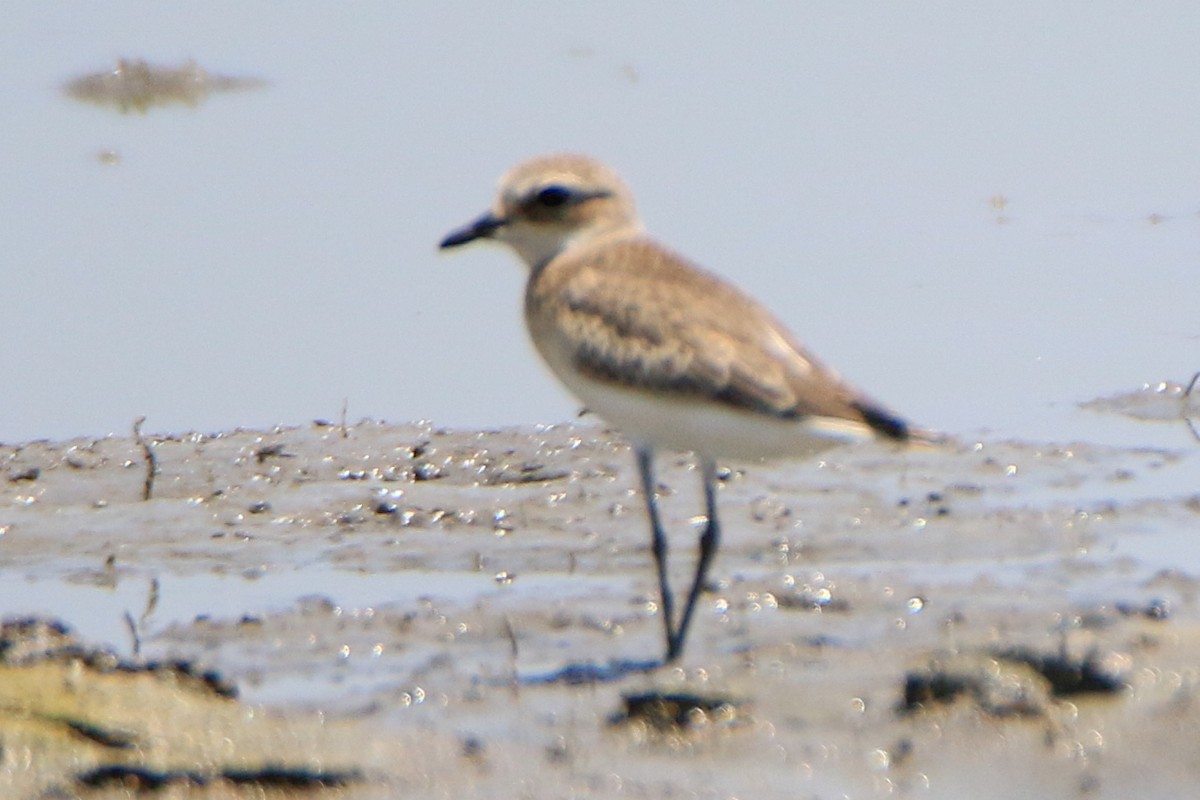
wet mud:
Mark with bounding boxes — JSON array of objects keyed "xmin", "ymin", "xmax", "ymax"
[{"xmin": 1, "ymin": 418, "xmax": 1199, "ymax": 797}]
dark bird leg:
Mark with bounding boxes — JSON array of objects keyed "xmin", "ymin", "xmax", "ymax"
[
  {"xmin": 635, "ymin": 445, "xmax": 677, "ymax": 662},
  {"xmin": 668, "ymin": 458, "xmax": 721, "ymax": 662}
]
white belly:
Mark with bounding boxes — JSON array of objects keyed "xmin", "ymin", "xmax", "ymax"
[{"xmin": 553, "ymin": 363, "xmax": 876, "ymax": 461}]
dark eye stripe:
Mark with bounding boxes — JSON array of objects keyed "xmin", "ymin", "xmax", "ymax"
[{"xmin": 535, "ymin": 186, "xmax": 572, "ymax": 207}]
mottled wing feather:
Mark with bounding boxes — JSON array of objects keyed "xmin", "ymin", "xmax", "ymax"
[{"xmin": 530, "ymin": 239, "xmax": 891, "ymax": 428}]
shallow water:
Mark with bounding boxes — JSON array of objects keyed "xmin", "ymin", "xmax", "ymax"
[
  {"xmin": 3, "ymin": 5, "xmax": 1200, "ymax": 796},
  {"xmin": 1, "ymin": 5, "xmax": 1198, "ymax": 447}
]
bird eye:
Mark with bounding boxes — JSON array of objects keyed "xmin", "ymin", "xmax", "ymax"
[{"xmin": 535, "ymin": 185, "xmax": 572, "ymax": 207}]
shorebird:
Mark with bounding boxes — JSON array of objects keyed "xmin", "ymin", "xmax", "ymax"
[{"xmin": 440, "ymin": 154, "xmax": 916, "ymax": 663}]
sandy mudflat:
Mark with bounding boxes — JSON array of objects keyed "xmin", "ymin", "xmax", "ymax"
[{"xmin": 1, "ymin": 419, "xmax": 1199, "ymax": 798}]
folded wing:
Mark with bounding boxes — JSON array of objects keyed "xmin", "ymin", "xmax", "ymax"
[{"xmin": 529, "ymin": 239, "xmax": 909, "ymax": 440}]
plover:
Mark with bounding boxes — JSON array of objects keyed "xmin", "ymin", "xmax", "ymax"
[{"xmin": 440, "ymin": 154, "xmax": 916, "ymax": 663}]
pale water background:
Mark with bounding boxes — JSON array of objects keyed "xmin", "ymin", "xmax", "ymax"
[
  {"xmin": 4, "ymin": 13, "xmax": 1200, "ymax": 788},
  {"xmin": 1, "ymin": 3, "xmax": 1197, "ymax": 447}
]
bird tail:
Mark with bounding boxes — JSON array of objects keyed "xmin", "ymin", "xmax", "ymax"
[{"xmin": 853, "ymin": 402, "xmax": 949, "ymax": 449}]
